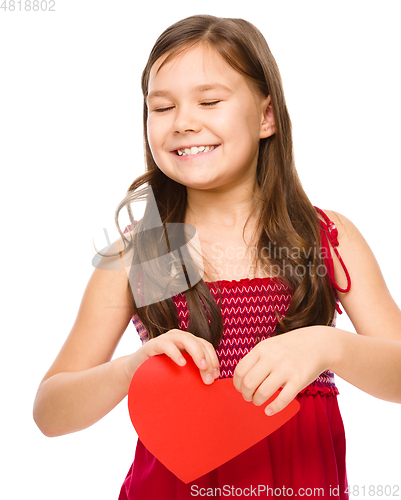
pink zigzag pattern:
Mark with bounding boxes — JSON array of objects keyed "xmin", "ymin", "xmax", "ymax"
[{"xmin": 132, "ymin": 277, "xmax": 339, "ymax": 396}]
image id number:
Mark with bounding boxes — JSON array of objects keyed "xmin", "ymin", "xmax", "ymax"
[
  {"xmin": 1, "ymin": 0, "xmax": 55, "ymax": 11},
  {"xmin": 346, "ymin": 485, "xmax": 400, "ymax": 496}
]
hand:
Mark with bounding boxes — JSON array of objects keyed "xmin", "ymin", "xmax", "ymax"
[
  {"xmin": 232, "ymin": 326, "xmax": 333, "ymax": 415},
  {"xmin": 126, "ymin": 329, "xmax": 220, "ymax": 385}
]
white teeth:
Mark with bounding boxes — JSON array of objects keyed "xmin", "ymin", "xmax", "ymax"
[{"xmin": 177, "ymin": 145, "xmax": 217, "ymax": 156}]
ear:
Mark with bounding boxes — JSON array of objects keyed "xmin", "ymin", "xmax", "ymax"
[{"xmin": 259, "ymin": 94, "xmax": 276, "ymax": 139}]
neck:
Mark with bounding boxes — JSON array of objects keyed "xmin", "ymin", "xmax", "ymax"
[{"xmin": 184, "ymin": 182, "xmax": 263, "ymax": 231}]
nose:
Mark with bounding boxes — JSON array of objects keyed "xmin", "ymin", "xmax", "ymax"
[{"xmin": 172, "ymin": 105, "xmax": 202, "ymax": 134}]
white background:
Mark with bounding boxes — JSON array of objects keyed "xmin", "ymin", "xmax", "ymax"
[{"xmin": 1, "ymin": 0, "xmax": 400, "ymax": 498}]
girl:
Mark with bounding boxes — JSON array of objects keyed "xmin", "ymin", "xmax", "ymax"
[{"xmin": 33, "ymin": 15, "xmax": 401, "ymax": 499}]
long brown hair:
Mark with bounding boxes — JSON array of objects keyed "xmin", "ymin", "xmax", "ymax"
[{"xmin": 115, "ymin": 15, "xmax": 337, "ymax": 348}]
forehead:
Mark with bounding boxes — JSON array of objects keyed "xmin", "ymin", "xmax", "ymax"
[{"xmin": 147, "ymin": 44, "xmax": 248, "ymax": 97}]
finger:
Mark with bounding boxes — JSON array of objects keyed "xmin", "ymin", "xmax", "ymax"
[
  {"xmin": 197, "ymin": 342, "xmax": 223, "ymax": 385},
  {"xmin": 164, "ymin": 332, "xmax": 217, "ymax": 384},
  {"xmin": 264, "ymin": 383, "xmax": 298, "ymax": 416},
  {"xmin": 173, "ymin": 335, "xmax": 216, "ymax": 378},
  {"xmin": 236, "ymin": 360, "xmax": 273, "ymax": 403},
  {"xmin": 251, "ymin": 372, "xmax": 285, "ymax": 407},
  {"xmin": 198, "ymin": 339, "xmax": 220, "ymax": 378},
  {"xmin": 147, "ymin": 337, "xmax": 187, "ymax": 366},
  {"xmin": 196, "ymin": 344, "xmax": 215, "ymax": 384},
  {"xmin": 232, "ymin": 349, "xmax": 260, "ymax": 393}
]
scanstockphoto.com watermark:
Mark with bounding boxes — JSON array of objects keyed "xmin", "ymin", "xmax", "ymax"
[
  {"xmin": 190, "ymin": 484, "xmax": 401, "ymax": 497},
  {"xmin": 190, "ymin": 484, "xmax": 341, "ymax": 497}
]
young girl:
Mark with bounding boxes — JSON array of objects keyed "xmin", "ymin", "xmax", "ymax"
[{"xmin": 33, "ymin": 14, "xmax": 401, "ymax": 499}]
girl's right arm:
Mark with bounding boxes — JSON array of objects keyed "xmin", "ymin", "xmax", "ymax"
[{"xmin": 33, "ymin": 260, "xmax": 219, "ymax": 438}]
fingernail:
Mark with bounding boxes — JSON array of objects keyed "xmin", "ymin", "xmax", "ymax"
[
  {"xmin": 244, "ymin": 398, "xmax": 252, "ymax": 402},
  {"xmin": 200, "ymin": 358, "xmax": 207, "ymax": 368},
  {"xmin": 205, "ymin": 373, "xmax": 213, "ymax": 384},
  {"xmin": 265, "ymin": 408, "xmax": 273, "ymax": 416},
  {"xmin": 213, "ymin": 368, "xmax": 219, "ymax": 378}
]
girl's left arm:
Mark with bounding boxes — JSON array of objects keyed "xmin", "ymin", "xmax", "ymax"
[
  {"xmin": 318, "ymin": 210, "xmax": 401, "ymax": 402},
  {"xmin": 233, "ymin": 211, "xmax": 401, "ymax": 414}
]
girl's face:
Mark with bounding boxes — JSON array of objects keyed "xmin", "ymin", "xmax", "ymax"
[{"xmin": 146, "ymin": 44, "xmax": 275, "ymax": 192}]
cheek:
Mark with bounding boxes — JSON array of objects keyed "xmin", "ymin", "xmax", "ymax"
[
  {"xmin": 227, "ymin": 103, "xmax": 260, "ymax": 140},
  {"xmin": 146, "ymin": 120, "xmax": 162, "ymax": 159},
  {"xmin": 146, "ymin": 119, "xmax": 157, "ymax": 148},
  {"xmin": 243, "ymin": 104, "xmax": 262, "ymax": 133},
  {"xmin": 146, "ymin": 120, "xmax": 172, "ymax": 172}
]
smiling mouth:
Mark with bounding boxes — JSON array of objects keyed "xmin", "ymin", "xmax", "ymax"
[{"xmin": 174, "ymin": 145, "xmax": 220, "ymax": 157}]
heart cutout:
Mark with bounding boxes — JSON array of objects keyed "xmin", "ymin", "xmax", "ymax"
[{"xmin": 128, "ymin": 353, "xmax": 300, "ymax": 484}]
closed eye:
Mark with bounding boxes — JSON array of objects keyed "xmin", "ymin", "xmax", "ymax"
[
  {"xmin": 154, "ymin": 101, "xmax": 220, "ymax": 113},
  {"xmin": 154, "ymin": 106, "xmax": 174, "ymax": 113},
  {"xmin": 201, "ymin": 101, "xmax": 220, "ymax": 107}
]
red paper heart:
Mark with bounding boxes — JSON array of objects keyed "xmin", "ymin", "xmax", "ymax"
[{"xmin": 128, "ymin": 353, "xmax": 300, "ymax": 484}]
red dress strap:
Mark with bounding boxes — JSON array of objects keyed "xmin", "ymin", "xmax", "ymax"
[{"xmin": 314, "ymin": 207, "xmax": 351, "ymax": 314}]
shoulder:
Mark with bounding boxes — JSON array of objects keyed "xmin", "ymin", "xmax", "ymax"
[
  {"xmin": 316, "ymin": 208, "xmax": 365, "ymax": 261},
  {"xmin": 92, "ymin": 227, "xmax": 135, "ymax": 271},
  {"xmin": 316, "ymin": 208, "xmax": 356, "ymax": 238},
  {"xmin": 316, "ymin": 207, "xmax": 373, "ymax": 283}
]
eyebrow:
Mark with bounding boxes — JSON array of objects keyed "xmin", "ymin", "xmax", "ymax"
[{"xmin": 147, "ymin": 83, "xmax": 232, "ymax": 101}]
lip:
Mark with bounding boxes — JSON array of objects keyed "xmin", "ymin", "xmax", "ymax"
[{"xmin": 170, "ymin": 144, "xmax": 221, "ymax": 160}]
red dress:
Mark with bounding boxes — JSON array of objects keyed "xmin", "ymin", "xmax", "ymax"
[{"xmin": 119, "ymin": 209, "xmax": 351, "ymax": 500}]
